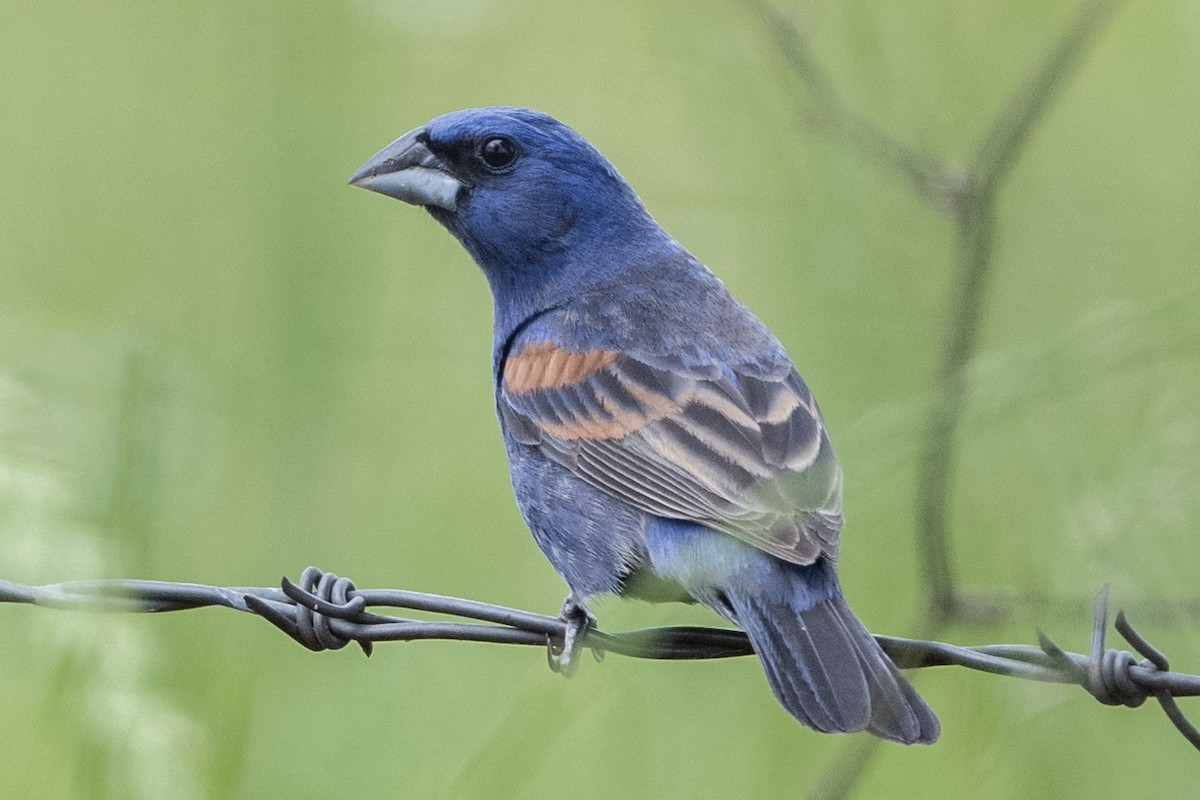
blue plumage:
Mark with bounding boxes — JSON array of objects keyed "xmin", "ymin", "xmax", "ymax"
[{"xmin": 351, "ymin": 107, "xmax": 939, "ymax": 743}]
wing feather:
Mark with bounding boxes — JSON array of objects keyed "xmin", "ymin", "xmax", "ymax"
[{"xmin": 501, "ymin": 340, "xmax": 843, "ymax": 564}]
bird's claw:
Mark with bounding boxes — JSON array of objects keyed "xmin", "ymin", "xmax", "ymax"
[{"xmin": 547, "ymin": 597, "xmax": 596, "ymax": 678}]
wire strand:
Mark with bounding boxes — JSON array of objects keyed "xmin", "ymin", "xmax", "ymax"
[{"xmin": 2, "ymin": 569, "xmax": 1196, "ymax": 749}]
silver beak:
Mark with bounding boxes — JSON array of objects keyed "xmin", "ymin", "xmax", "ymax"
[{"xmin": 349, "ymin": 128, "xmax": 462, "ymax": 211}]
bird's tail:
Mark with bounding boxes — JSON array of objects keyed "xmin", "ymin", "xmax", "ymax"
[{"xmin": 722, "ymin": 561, "xmax": 940, "ymax": 744}]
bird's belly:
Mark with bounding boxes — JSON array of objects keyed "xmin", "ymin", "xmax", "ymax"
[{"xmin": 504, "ymin": 437, "xmax": 651, "ymax": 599}]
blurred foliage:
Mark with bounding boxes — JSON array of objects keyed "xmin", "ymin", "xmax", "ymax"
[{"xmin": 1, "ymin": 0, "xmax": 1198, "ymax": 797}]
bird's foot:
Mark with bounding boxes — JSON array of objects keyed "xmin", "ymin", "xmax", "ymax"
[{"xmin": 547, "ymin": 596, "xmax": 597, "ymax": 678}]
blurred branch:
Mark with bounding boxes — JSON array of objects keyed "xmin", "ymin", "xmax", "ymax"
[
  {"xmin": 919, "ymin": 0, "xmax": 1123, "ymax": 623},
  {"xmin": 2, "ymin": 570, "xmax": 1197, "ymax": 749},
  {"xmin": 754, "ymin": 1, "xmax": 1127, "ymax": 792},
  {"xmin": 937, "ymin": 589, "xmax": 1200, "ymax": 628},
  {"xmin": 748, "ymin": 0, "xmax": 957, "ymax": 211},
  {"xmin": 754, "ymin": 0, "xmax": 1122, "ymax": 623},
  {"xmin": 969, "ymin": 0, "xmax": 1124, "ymax": 195}
]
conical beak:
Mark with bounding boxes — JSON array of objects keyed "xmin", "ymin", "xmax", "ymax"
[{"xmin": 348, "ymin": 128, "xmax": 462, "ymax": 211}]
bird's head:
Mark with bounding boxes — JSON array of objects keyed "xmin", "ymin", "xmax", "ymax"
[{"xmin": 350, "ymin": 107, "xmax": 676, "ymax": 332}]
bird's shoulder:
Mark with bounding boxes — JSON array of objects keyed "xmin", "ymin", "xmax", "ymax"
[{"xmin": 503, "ymin": 254, "xmax": 792, "ymax": 383}]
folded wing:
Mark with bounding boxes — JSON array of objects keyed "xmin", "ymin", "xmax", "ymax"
[{"xmin": 500, "ymin": 340, "xmax": 843, "ymax": 564}]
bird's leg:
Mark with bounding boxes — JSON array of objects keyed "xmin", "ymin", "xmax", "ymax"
[{"xmin": 547, "ymin": 595, "xmax": 596, "ymax": 678}]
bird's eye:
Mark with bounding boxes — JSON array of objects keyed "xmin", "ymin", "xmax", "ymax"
[{"xmin": 478, "ymin": 135, "xmax": 518, "ymax": 170}]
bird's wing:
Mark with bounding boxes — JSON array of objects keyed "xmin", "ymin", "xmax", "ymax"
[{"xmin": 499, "ymin": 339, "xmax": 844, "ymax": 564}]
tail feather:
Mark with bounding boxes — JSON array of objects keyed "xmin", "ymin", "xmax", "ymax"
[
  {"xmin": 726, "ymin": 578, "xmax": 940, "ymax": 744},
  {"xmin": 744, "ymin": 595, "xmax": 870, "ymax": 733},
  {"xmin": 826, "ymin": 595, "xmax": 940, "ymax": 743}
]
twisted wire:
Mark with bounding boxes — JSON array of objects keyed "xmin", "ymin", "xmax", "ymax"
[{"xmin": 1, "ymin": 569, "xmax": 1196, "ymax": 750}]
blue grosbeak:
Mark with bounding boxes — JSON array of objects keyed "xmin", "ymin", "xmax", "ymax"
[{"xmin": 350, "ymin": 107, "xmax": 939, "ymax": 743}]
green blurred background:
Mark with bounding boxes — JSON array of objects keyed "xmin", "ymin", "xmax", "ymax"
[{"xmin": 2, "ymin": 1, "xmax": 1198, "ymax": 797}]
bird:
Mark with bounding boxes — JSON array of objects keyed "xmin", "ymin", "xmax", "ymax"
[{"xmin": 349, "ymin": 107, "xmax": 939, "ymax": 743}]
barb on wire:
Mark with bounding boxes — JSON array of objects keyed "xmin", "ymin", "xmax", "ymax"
[{"xmin": 2, "ymin": 569, "xmax": 1197, "ymax": 750}]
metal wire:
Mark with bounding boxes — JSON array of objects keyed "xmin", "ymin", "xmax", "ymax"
[{"xmin": 2, "ymin": 569, "xmax": 1197, "ymax": 749}]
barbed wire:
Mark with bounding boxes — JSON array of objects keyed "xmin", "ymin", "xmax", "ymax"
[{"xmin": 2, "ymin": 567, "xmax": 1196, "ymax": 750}]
